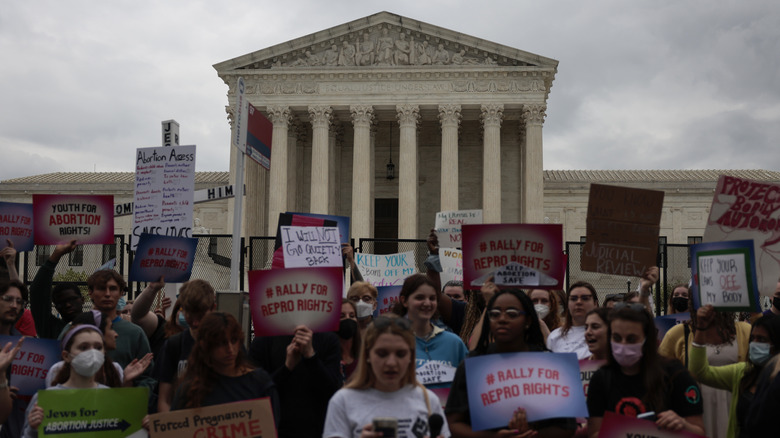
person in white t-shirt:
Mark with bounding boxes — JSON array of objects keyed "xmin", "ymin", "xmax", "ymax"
[
  {"xmin": 546, "ymin": 282, "xmax": 599, "ymax": 360},
  {"xmin": 324, "ymin": 315, "xmax": 450, "ymax": 438}
]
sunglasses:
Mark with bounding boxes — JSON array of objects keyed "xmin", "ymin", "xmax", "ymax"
[
  {"xmin": 373, "ymin": 316, "xmax": 412, "ymax": 331},
  {"xmin": 612, "ymin": 302, "xmax": 647, "ymax": 313}
]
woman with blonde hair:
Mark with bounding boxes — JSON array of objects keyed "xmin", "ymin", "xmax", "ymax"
[
  {"xmin": 346, "ymin": 281, "xmax": 379, "ymax": 338},
  {"xmin": 324, "ymin": 315, "xmax": 449, "ymax": 437}
]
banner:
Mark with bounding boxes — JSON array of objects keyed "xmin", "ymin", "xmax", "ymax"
[
  {"xmin": 38, "ymin": 387, "xmax": 148, "ymax": 437},
  {"xmin": 354, "ymin": 251, "xmax": 417, "ymax": 287},
  {"xmin": 33, "ymin": 195, "xmax": 114, "ymax": 245},
  {"xmin": 246, "ymin": 102, "xmax": 273, "ymax": 169},
  {"xmin": 374, "ymin": 286, "xmax": 402, "ymax": 317},
  {"xmin": 280, "ymin": 226, "xmax": 341, "ymax": 268},
  {"xmin": 465, "ymin": 352, "xmax": 587, "ymax": 430},
  {"xmin": 461, "ymin": 224, "xmax": 564, "ymax": 289},
  {"xmin": 248, "ymin": 267, "xmax": 342, "ymax": 336},
  {"xmin": 131, "ymin": 145, "xmax": 196, "ymax": 250},
  {"xmin": 435, "ymin": 209, "xmax": 482, "ymax": 248},
  {"xmin": 581, "ymin": 184, "xmax": 664, "ymax": 277},
  {"xmin": 0, "ymin": 202, "xmax": 34, "ymax": 251},
  {"xmin": 147, "ymin": 397, "xmax": 276, "ymax": 438},
  {"xmin": 0, "ymin": 336, "xmax": 60, "ymax": 396},
  {"xmin": 599, "ymin": 411, "xmax": 705, "ymax": 438},
  {"xmin": 129, "ymin": 234, "xmax": 198, "ymax": 282},
  {"xmin": 440, "ymin": 248, "xmax": 463, "ymax": 286},
  {"xmin": 704, "ymin": 175, "xmax": 780, "ymax": 297},
  {"xmin": 691, "ymin": 240, "xmax": 760, "ymax": 312}
]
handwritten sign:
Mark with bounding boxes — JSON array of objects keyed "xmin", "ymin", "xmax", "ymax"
[
  {"xmin": 354, "ymin": 251, "xmax": 417, "ymax": 287},
  {"xmin": 435, "ymin": 209, "xmax": 483, "ymax": 248},
  {"xmin": 38, "ymin": 387, "xmax": 148, "ymax": 437},
  {"xmin": 129, "ymin": 234, "xmax": 198, "ymax": 282},
  {"xmin": 465, "ymin": 352, "xmax": 587, "ymax": 430},
  {"xmin": 131, "ymin": 145, "xmax": 196, "ymax": 250},
  {"xmin": 375, "ymin": 286, "xmax": 402, "ymax": 317},
  {"xmin": 248, "ymin": 267, "xmax": 342, "ymax": 336},
  {"xmin": 0, "ymin": 336, "xmax": 60, "ymax": 396},
  {"xmin": 704, "ymin": 175, "xmax": 780, "ymax": 297},
  {"xmin": 578, "ymin": 359, "xmax": 606, "ymax": 398},
  {"xmin": 147, "ymin": 397, "xmax": 276, "ymax": 438},
  {"xmin": 0, "ymin": 202, "xmax": 34, "ymax": 251},
  {"xmin": 461, "ymin": 224, "xmax": 564, "ymax": 289},
  {"xmin": 284, "ymin": 212, "xmax": 351, "ymax": 245},
  {"xmin": 691, "ymin": 240, "xmax": 760, "ymax": 312},
  {"xmin": 32, "ymin": 195, "xmax": 114, "ymax": 245},
  {"xmin": 281, "ymin": 226, "xmax": 341, "ymax": 268},
  {"xmin": 440, "ymin": 248, "xmax": 463, "ymax": 286},
  {"xmin": 581, "ymin": 184, "xmax": 664, "ymax": 277},
  {"xmin": 272, "ymin": 213, "xmax": 339, "ymax": 269},
  {"xmin": 599, "ymin": 411, "xmax": 705, "ymax": 438}
]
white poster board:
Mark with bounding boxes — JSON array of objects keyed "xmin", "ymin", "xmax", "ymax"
[
  {"xmin": 355, "ymin": 251, "xmax": 416, "ymax": 287},
  {"xmin": 280, "ymin": 226, "xmax": 341, "ymax": 268},
  {"xmin": 435, "ymin": 209, "xmax": 483, "ymax": 248}
]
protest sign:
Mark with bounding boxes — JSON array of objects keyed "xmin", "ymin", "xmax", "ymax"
[
  {"xmin": 465, "ymin": 352, "xmax": 587, "ymax": 430},
  {"xmin": 286, "ymin": 212, "xmax": 351, "ymax": 245},
  {"xmin": 246, "ymin": 101, "xmax": 273, "ymax": 169},
  {"xmin": 461, "ymin": 224, "xmax": 564, "ymax": 289},
  {"xmin": 599, "ymin": 411, "xmax": 705, "ymax": 438},
  {"xmin": 37, "ymin": 387, "xmax": 147, "ymax": 437},
  {"xmin": 704, "ymin": 175, "xmax": 780, "ymax": 297},
  {"xmin": 440, "ymin": 248, "xmax": 463, "ymax": 286},
  {"xmin": 354, "ymin": 251, "xmax": 417, "ymax": 287},
  {"xmin": 581, "ymin": 184, "xmax": 664, "ymax": 277},
  {"xmin": 435, "ymin": 209, "xmax": 483, "ymax": 248},
  {"xmin": 0, "ymin": 336, "xmax": 60, "ymax": 396},
  {"xmin": 131, "ymin": 145, "xmax": 196, "ymax": 250},
  {"xmin": 654, "ymin": 312, "xmax": 691, "ymax": 341},
  {"xmin": 147, "ymin": 397, "xmax": 276, "ymax": 438},
  {"xmin": 249, "ymin": 267, "xmax": 342, "ymax": 336},
  {"xmin": 578, "ymin": 359, "xmax": 606, "ymax": 398},
  {"xmin": 272, "ymin": 213, "xmax": 340, "ymax": 269},
  {"xmin": 691, "ymin": 240, "xmax": 760, "ymax": 312},
  {"xmin": 33, "ymin": 195, "xmax": 114, "ymax": 245},
  {"xmin": 374, "ymin": 286, "xmax": 402, "ymax": 317},
  {"xmin": 0, "ymin": 202, "xmax": 34, "ymax": 251},
  {"xmin": 280, "ymin": 226, "xmax": 341, "ymax": 268},
  {"xmin": 129, "ymin": 234, "xmax": 198, "ymax": 282}
]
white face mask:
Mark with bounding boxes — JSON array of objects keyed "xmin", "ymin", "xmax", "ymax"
[
  {"xmin": 356, "ymin": 300, "xmax": 374, "ymax": 319},
  {"xmin": 534, "ymin": 304, "xmax": 550, "ymax": 319},
  {"xmin": 70, "ymin": 349, "xmax": 105, "ymax": 377}
]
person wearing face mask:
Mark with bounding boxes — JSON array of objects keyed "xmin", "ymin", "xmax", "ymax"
[
  {"xmin": 688, "ymin": 306, "xmax": 780, "ymax": 438},
  {"xmin": 22, "ymin": 325, "xmax": 111, "ymax": 438},
  {"xmin": 659, "ymin": 298, "xmax": 751, "ymax": 438},
  {"xmin": 339, "ymin": 301, "xmax": 361, "ymax": 382},
  {"xmin": 587, "ymin": 303, "xmax": 704, "ymax": 437},
  {"xmin": 529, "ymin": 289, "xmax": 562, "ymax": 342},
  {"xmin": 346, "ymin": 282, "xmax": 379, "ymax": 338},
  {"xmin": 666, "ymin": 284, "xmax": 691, "ymax": 315}
]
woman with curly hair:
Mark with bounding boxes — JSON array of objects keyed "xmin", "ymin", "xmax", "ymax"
[{"xmin": 171, "ymin": 312, "xmax": 280, "ymax": 423}]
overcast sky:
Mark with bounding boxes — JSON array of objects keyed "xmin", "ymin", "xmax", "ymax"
[{"xmin": 1, "ymin": 0, "xmax": 778, "ymax": 180}]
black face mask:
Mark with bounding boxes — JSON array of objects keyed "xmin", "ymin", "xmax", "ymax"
[
  {"xmin": 773, "ymin": 297, "xmax": 780, "ymax": 311},
  {"xmin": 337, "ymin": 318, "xmax": 358, "ymax": 340},
  {"xmin": 672, "ymin": 297, "xmax": 689, "ymax": 313}
]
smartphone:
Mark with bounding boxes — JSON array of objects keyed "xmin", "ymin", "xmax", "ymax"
[
  {"xmin": 637, "ymin": 411, "xmax": 657, "ymax": 421},
  {"xmin": 373, "ymin": 417, "xmax": 398, "ymax": 438}
]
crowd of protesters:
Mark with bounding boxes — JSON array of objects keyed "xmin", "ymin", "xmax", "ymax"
[{"xmin": 0, "ymin": 232, "xmax": 779, "ymax": 438}]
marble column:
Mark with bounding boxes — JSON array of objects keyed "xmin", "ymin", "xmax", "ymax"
[
  {"xmin": 309, "ymin": 105, "xmax": 332, "ymax": 214},
  {"xmin": 328, "ymin": 122, "xmax": 342, "ymax": 215},
  {"xmin": 286, "ymin": 120, "xmax": 299, "ymax": 212},
  {"xmin": 481, "ymin": 104, "xmax": 504, "ymax": 223},
  {"xmin": 438, "ymin": 104, "xmax": 461, "ymax": 211},
  {"xmin": 397, "ymin": 104, "xmax": 420, "ymax": 239},
  {"xmin": 522, "ymin": 104, "xmax": 546, "ymax": 223},
  {"xmin": 267, "ymin": 105, "xmax": 291, "ymax": 235},
  {"xmin": 350, "ymin": 104, "xmax": 374, "ymax": 240}
]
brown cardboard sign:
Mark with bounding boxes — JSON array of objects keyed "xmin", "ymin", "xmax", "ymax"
[
  {"xmin": 581, "ymin": 184, "xmax": 664, "ymax": 277},
  {"xmin": 147, "ymin": 397, "xmax": 276, "ymax": 438}
]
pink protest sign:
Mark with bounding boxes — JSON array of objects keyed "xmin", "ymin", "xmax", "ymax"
[
  {"xmin": 0, "ymin": 202, "xmax": 34, "ymax": 251},
  {"xmin": 578, "ymin": 359, "xmax": 606, "ymax": 398},
  {"xmin": 249, "ymin": 267, "xmax": 342, "ymax": 336},
  {"xmin": 599, "ymin": 411, "xmax": 705, "ymax": 437},
  {"xmin": 704, "ymin": 175, "xmax": 780, "ymax": 296},
  {"xmin": 32, "ymin": 194, "xmax": 114, "ymax": 245},
  {"xmin": 461, "ymin": 224, "xmax": 564, "ymax": 289}
]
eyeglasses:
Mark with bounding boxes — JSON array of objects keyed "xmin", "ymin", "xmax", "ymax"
[
  {"xmin": 487, "ymin": 309, "xmax": 526, "ymax": 320},
  {"xmin": 373, "ymin": 316, "xmax": 412, "ymax": 331},
  {"xmin": 613, "ymin": 302, "xmax": 647, "ymax": 313},
  {"xmin": 0, "ymin": 295, "xmax": 28, "ymax": 307},
  {"xmin": 569, "ymin": 295, "xmax": 593, "ymax": 302},
  {"xmin": 349, "ymin": 295, "xmax": 375, "ymax": 303}
]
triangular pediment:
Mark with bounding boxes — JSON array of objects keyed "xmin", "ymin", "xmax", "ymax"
[{"xmin": 214, "ymin": 11, "xmax": 558, "ymax": 72}]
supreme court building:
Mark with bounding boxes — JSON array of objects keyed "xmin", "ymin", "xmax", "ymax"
[{"xmin": 214, "ymin": 11, "xmax": 557, "ymax": 241}]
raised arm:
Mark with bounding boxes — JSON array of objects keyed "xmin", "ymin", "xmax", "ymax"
[
  {"xmin": 425, "ymin": 229, "xmax": 451, "ymax": 323},
  {"xmin": 0, "ymin": 240, "xmax": 19, "ymax": 282},
  {"xmin": 131, "ymin": 277, "xmax": 165, "ymax": 337},
  {"xmin": 30, "ymin": 240, "xmax": 77, "ymax": 337},
  {"xmin": 639, "ymin": 266, "xmax": 659, "ymax": 314}
]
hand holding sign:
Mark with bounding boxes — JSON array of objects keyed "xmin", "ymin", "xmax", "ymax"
[{"xmin": 0, "ymin": 337, "xmax": 24, "ymax": 374}]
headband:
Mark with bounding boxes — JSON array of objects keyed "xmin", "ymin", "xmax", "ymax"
[{"xmin": 61, "ymin": 324, "xmax": 102, "ymax": 351}]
